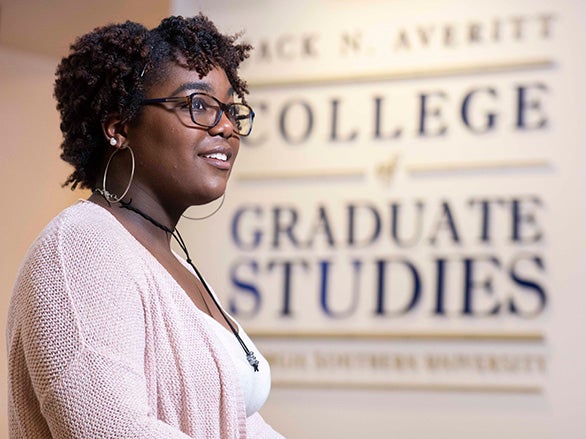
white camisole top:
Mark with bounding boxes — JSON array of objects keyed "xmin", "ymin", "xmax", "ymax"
[{"xmin": 201, "ymin": 309, "xmax": 271, "ymax": 417}]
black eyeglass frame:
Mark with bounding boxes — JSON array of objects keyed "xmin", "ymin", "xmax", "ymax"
[{"xmin": 140, "ymin": 92, "xmax": 255, "ymax": 137}]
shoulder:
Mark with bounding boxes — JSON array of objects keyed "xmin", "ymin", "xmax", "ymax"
[
  {"xmin": 9, "ymin": 201, "xmax": 155, "ymax": 339},
  {"xmin": 52, "ymin": 200, "xmax": 126, "ymax": 244},
  {"xmin": 11, "ymin": 201, "xmax": 151, "ymax": 309},
  {"xmin": 24, "ymin": 201, "xmax": 122, "ymax": 249},
  {"xmin": 28, "ymin": 200, "xmax": 136, "ymax": 266}
]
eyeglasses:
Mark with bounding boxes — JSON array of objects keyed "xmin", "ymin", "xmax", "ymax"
[{"xmin": 141, "ymin": 92, "xmax": 255, "ymax": 136}]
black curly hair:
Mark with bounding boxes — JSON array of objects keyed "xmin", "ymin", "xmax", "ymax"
[{"xmin": 54, "ymin": 14, "xmax": 252, "ymax": 190}]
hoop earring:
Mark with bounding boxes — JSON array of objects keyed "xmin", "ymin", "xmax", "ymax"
[
  {"xmin": 95, "ymin": 146, "xmax": 135, "ymax": 203},
  {"xmin": 181, "ymin": 193, "xmax": 226, "ymax": 220}
]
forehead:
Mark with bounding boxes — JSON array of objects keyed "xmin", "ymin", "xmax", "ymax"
[{"xmin": 148, "ymin": 63, "xmax": 233, "ymax": 99}]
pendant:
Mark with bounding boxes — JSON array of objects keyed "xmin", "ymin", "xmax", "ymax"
[{"xmin": 247, "ymin": 351, "xmax": 260, "ymax": 372}]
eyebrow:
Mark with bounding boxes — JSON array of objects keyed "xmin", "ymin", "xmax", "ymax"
[{"xmin": 170, "ymin": 82, "xmax": 235, "ymax": 99}]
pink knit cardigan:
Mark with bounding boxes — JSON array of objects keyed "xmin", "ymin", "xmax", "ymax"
[{"xmin": 6, "ymin": 201, "xmax": 282, "ymax": 438}]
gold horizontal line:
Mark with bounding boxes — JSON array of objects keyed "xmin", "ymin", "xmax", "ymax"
[
  {"xmin": 236, "ymin": 158, "xmax": 550, "ymax": 182},
  {"xmin": 249, "ymin": 331, "xmax": 545, "ymax": 343},
  {"xmin": 249, "ymin": 59, "xmax": 554, "ymax": 89},
  {"xmin": 272, "ymin": 380, "xmax": 543, "ymax": 394},
  {"xmin": 407, "ymin": 158, "xmax": 552, "ymax": 173},
  {"xmin": 236, "ymin": 168, "xmax": 366, "ymax": 181}
]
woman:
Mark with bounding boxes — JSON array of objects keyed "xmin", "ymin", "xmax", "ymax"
[{"xmin": 7, "ymin": 14, "xmax": 283, "ymax": 438}]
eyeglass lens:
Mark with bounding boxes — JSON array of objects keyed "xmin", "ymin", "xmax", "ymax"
[{"xmin": 189, "ymin": 94, "xmax": 252, "ymax": 136}]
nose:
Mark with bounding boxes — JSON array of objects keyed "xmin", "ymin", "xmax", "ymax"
[{"xmin": 208, "ymin": 110, "xmax": 236, "ymax": 138}]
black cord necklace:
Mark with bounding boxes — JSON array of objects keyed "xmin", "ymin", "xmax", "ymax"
[{"xmin": 119, "ymin": 200, "xmax": 259, "ymax": 372}]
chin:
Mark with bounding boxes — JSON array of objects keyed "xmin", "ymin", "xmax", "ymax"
[{"xmin": 198, "ymin": 189, "xmax": 225, "ymax": 206}]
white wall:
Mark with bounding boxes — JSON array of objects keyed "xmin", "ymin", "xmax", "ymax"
[{"xmin": 0, "ymin": 48, "xmax": 83, "ymax": 439}]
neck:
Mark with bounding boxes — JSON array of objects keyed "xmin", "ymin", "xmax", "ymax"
[
  {"xmin": 119, "ymin": 199, "xmax": 174, "ymax": 234},
  {"xmin": 117, "ymin": 199, "xmax": 193, "ymax": 268},
  {"xmin": 89, "ymin": 191, "xmax": 180, "ymax": 248}
]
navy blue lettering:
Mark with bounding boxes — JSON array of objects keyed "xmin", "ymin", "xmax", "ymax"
[
  {"xmin": 319, "ymin": 259, "xmax": 361, "ymax": 318},
  {"xmin": 229, "ymin": 259, "xmax": 262, "ymax": 317}
]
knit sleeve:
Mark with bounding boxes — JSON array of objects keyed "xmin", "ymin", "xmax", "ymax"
[
  {"xmin": 12, "ymin": 214, "xmax": 193, "ymax": 438},
  {"xmin": 41, "ymin": 350, "xmax": 193, "ymax": 438}
]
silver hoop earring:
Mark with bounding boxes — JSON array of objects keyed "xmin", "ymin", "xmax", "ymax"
[
  {"xmin": 95, "ymin": 146, "xmax": 135, "ymax": 203},
  {"xmin": 181, "ymin": 193, "xmax": 226, "ymax": 220}
]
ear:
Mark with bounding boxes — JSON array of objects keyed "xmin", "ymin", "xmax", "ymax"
[{"xmin": 102, "ymin": 114, "xmax": 129, "ymax": 149}]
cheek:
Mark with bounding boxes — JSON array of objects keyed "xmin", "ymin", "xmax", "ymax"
[{"xmin": 231, "ymin": 139, "xmax": 241, "ymax": 161}]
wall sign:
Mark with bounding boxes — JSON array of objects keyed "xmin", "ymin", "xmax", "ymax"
[{"xmin": 177, "ymin": 0, "xmax": 582, "ymax": 396}]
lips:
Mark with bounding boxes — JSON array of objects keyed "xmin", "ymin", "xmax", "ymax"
[{"xmin": 199, "ymin": 147, "xmax": 232, "ymax": 170}]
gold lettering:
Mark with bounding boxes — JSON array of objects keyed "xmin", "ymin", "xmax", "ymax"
[
  {"xmin": 539, "ymin": 14, "xmax": 556, "ymax": 39},
  {"xmin": 417, "ymin": 25, "xmax": 435, "ymax": 47},
  {"xmin": 510, "ymin": 16, "xmax": 527, "ymax": 40},
  {"xmin": 425, "ymin": 353, "xmax": 547, "ymax": 374},
  {"xmin": 394, "ymin": 29, "xmax": 411, "ymax": 50},
  {"xmin": 468, "ymin": 22, "xmax": 483, "ymax": 43},
  {"xmin": 340, "ymin": 31, "xmax": 363, "ymax": 55}
]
